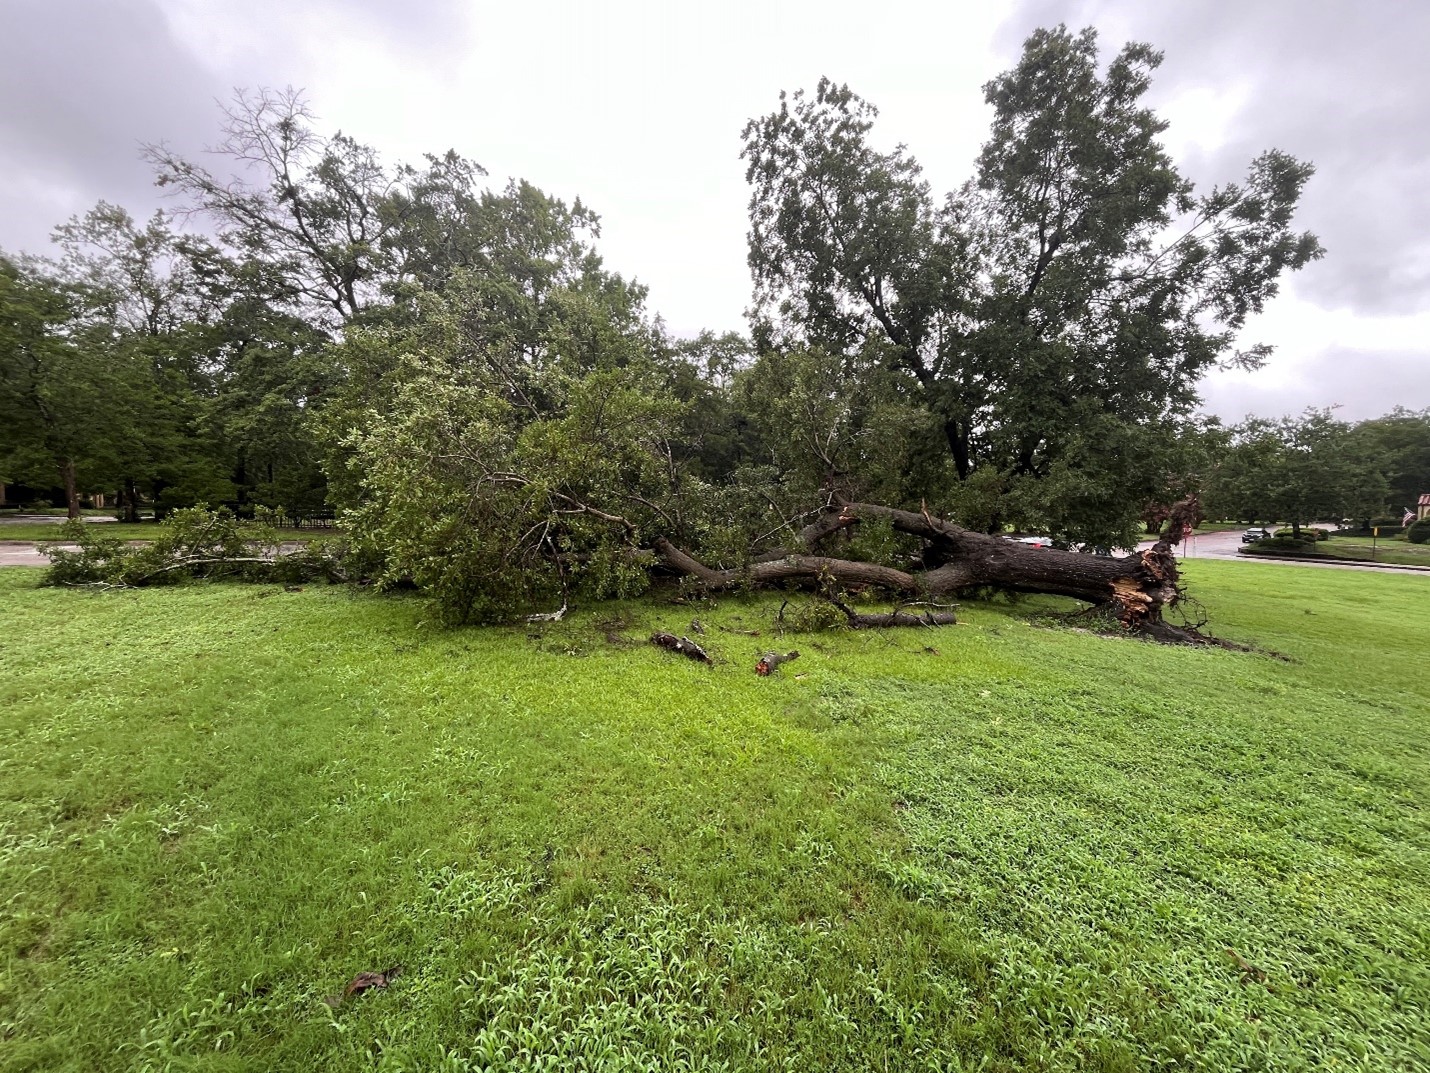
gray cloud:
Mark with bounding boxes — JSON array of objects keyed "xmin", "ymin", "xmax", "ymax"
[
  {"xmin": 1200, "ymin": 348, "xmax": 1430, "ymax": 423},
  {"xmin": 337, "ymin": 0, "xmax": 466, "ymax": 54},
  {"xmin": 0, "ymin": 0, "xmax": 222, "ymax": 253},
  {"xmin": 999, "ymin": 0, "xmax": 1430, "ymax": 317},
  {"xmin": 0, "ymin": 0, "xmax": 483, "ymax": 257}
]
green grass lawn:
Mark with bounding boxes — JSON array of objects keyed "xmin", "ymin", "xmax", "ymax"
[
  {"xmin": 1, "ymin": 563, "xmax": 1427, "ymax": 1071},
  {"xmin": 0, "ymin": 523, "xmax": 325, "ymax": 543},
  {"xmin": 1322, "ymin": 537, "xmax": 1430, "ymax": 567},
  {"xmin": 1243, "ymin": 537, "xmax": 1430, "ymax": 568}
]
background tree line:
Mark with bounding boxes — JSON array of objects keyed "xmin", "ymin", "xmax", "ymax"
[
  {"xmin": 3, "ymin": 25, "xmax": 1423, "ymax": 623},
  {"xmin": 1141, "ymin": 407, "xmax": 1430, "ymax": 536}
]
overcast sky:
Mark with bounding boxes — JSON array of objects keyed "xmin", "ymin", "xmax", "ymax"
[{"xmin": 1, "ymin": 0, "xmax": 1425, "ymax": 421}]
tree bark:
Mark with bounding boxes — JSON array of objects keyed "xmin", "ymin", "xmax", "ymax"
[
  {"xmin": 121, "ymin": 477, "xmax": 141, "ymax": 523},
  {"xmin": 61, "ymin": 458, "xmax": 80, "ymax": 520},
  {"xmin": 943, "ymin": 418, "xmax": 972, "ymax": 480},
  {"xmin": 655, "ymin": 498, "xmax": 1227, "ymax": 646}
]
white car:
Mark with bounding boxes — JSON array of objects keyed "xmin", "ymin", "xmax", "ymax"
[{"xmin": 1014, "ymin": 535, "xmax": 1053, "ymax": 548}]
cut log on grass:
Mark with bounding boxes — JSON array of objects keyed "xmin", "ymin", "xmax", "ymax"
[
  {"xmin": 655, "ymin": 498, "xmax": 1228, "ymax": 646},
  {"xmin": 755, "ymin": 651, "xmax": 799, "ymax": 676},
  {"xmin": 650, "ymin": 631, "xmax": 713, "ymax": 665}
]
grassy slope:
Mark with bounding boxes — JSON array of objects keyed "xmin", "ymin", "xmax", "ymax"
[{"xmin": 0, "ymin": 563, "xmax": 1426, "ymax": 1072}]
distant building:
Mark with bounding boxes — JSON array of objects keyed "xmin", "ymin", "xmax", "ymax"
[{"xmin": 1419, "ymin": 493, "xmax": 1430, "ymax": 521}]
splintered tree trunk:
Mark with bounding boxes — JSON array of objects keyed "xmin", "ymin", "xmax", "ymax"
[
  {"xmin": 61, "ymin": 458, "xmax": 80, "ymax": 520},
  {"xmin": 655, "ymin": 499, "xmax": 1222, "ymax": 645}
]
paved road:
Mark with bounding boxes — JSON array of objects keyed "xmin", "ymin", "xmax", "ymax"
[
  {"xmin": 0, "ymin": 514, "xmax": 117, "ymax": 566},
  {"xmin": 0, "ymin": 540, "xmax": 309, "ymax": 568},
  {"xmin": 0, "ymin": 543, "xmax": 61, "ymax": 567},
  {"xmin": 0, "ymin": 514, "xmax": 117, "ymax": 524},
  {"xmin": 1138, "ymin": 529, "xmax": 1251, "ymax": 560},
  {"xmin": 1137, "ymin": 529, "xmax": 1430, "ymax": 576}
]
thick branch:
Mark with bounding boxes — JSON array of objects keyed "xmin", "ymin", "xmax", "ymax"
[
  {"xmin": 654, "ymin": 538, "xmax": 919, "ymax": 593},
  {"xmin": 653, "ymin": 497, "xmax": 1223, "ymax": 645}
]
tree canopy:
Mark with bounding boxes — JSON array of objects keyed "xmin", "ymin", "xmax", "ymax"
[
  {"xmin": 740, "ymin": 26, "xmax": 1323, "ymax": 545},
  {"xmin": 1205, "ymin": 410, "xmax": 1389, "ymax": 531}
]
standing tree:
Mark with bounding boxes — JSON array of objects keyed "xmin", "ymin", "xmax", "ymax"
[
  {"xmin": 51, "ymin": 204, "xmax": 234, "ymax": 519},
  {"xmin": 0, "ymin": 257, "xmax": 143, "ymax": 517},
  {"xmin": 1346, "ymin": 408, "xmax": 1430, "ymax": 518},
  {"xmin": 145, "ymin": 88, "xmax": 415, "ymax": 325},
  {"xmin": 1206, "ymin": 410, "xmax": 1388, "ymax": 531},
  {"xmin": 741, "ymin": 25, "xmax": 1322, "ymax": 548}
]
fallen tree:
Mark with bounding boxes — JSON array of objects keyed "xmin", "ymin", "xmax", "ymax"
[
  {"xmin": 311, "ymin": 341, "xmax": 1230, "ymax": 644},
  {"xmin": 40, "ymin": 495, "xmax": 1228, "ymax": 646},
  {"xmin": 651, "ymin": 497, "xmax": 1221, "ymax": 646}
]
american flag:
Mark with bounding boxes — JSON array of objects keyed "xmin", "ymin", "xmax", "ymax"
[{"xmin": 1405, "ymin": 509, "xmax": 1417, "ymax": 526}]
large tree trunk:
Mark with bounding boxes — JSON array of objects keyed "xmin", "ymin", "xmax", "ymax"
[
  {"xmin": 121, "ymin": 477, "xmax": 141, "ymax": 523},
  {"xmin": 656, "ymin": 498, "xmax": 1225, "ymax": 646},
  {"xmin": 61, "ymin": 458, "xmax": 80, "ymax": 520}
]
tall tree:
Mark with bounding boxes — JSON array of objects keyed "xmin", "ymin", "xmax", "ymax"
[
  {"xmin": 145, "ymin": 88, "xmax": 411, "ymax": 325},
  {"xmin": 741, "ymin": 25, "xmax": 1322, "ymax": 546},
  {"xmin": 50, "ymin": 204, "xmax": 236, "ymax": 518},
  {"xmin": 1207, "ymin": 410, "xmax": 1387, "ymax": 530},
  {"xmin": 1346, "ymin": 408, "xmax": 1430, "ymax": 514},
  {"xmin": 0, "ymin": 257, "xmax": 142, "ymax": 517}
]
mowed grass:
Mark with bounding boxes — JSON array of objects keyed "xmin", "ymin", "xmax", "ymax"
[
  {"xmin": 1321, "ymin": 537, "xmax": 1430, "ymax": 568},
  {"xmin": 0, "ymin": 562, "xmax": 1426, "ymax": 1071},
  {"xmin": 1243, "ymin": 538, "xmax": 1430, "ymax": 568}
]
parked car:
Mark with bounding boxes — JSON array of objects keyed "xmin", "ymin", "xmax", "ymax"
[
  {"xmin": 1015, "ymin": 535, "xmax": 1053, "ymax": 548},
  {"xmin": 1240, "ymin": 527, "xmax": 1272, "ymax": 544}
]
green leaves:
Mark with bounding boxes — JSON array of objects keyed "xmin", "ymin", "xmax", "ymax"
[
  {"xmin": 739, "ymin": 25, "xmax": 1323, "ymax": 545},
  {"xmin": 330, "ymin": 279, "xmax": 685, "ymax": 623},
  {"xmin": 1206, "ymin": 409, "xmax": 1390, "ymax": 526}
]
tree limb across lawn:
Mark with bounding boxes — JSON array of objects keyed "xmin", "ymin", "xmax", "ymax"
[{"xmin": 649, "ymin": 497, "xmax": 1227, "ymax": 646}]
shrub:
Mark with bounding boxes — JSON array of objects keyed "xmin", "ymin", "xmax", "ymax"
[
  {"xmin": 1245, "ymin": 534, "xmax": 1317, "ymax": 555},
  {"xmin": 41, "ymin": 507, "xmax": 345, "ymax": 587},
  {"xmin": 1341, "ymin": 524, "xmax": 1402, "ymax": 538},
  {"xmin": 781, "ymin": 597, "xmax": 849, "ymax": 632},
  {"xmin": 1408, "ymin": 519, "xmax": 1430, "ymax": 545}
]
